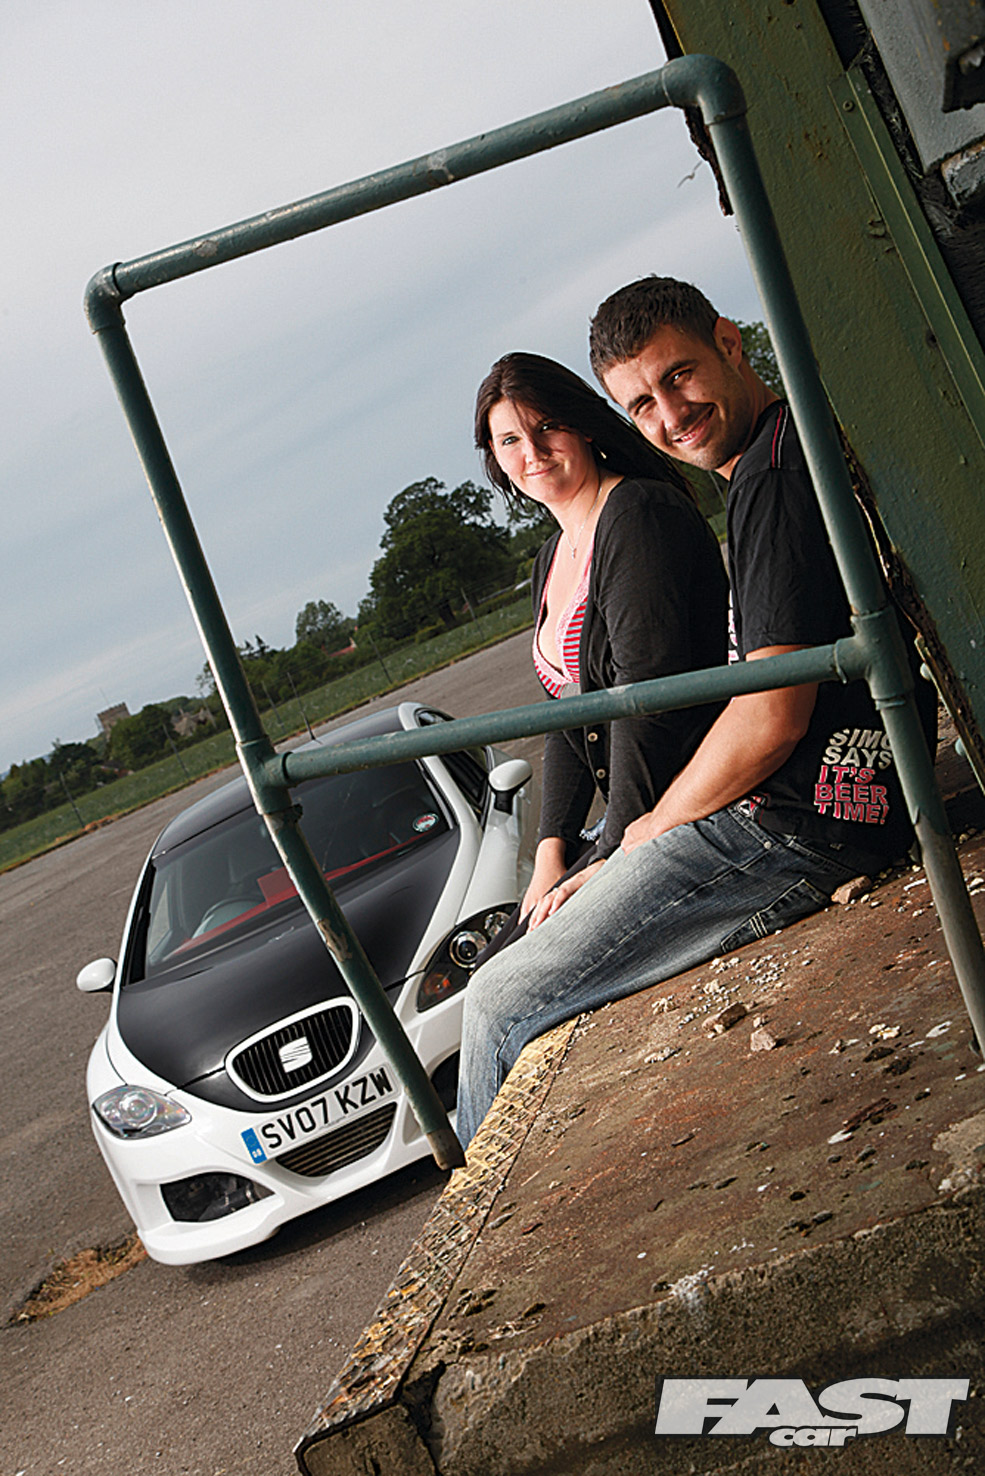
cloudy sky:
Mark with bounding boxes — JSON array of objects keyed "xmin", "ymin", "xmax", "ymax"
[{"xmin": 2, "ymin": 1, "xmax": 762, "ymax": 774}]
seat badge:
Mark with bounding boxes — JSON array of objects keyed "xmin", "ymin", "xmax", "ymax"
[{"xmin": 279, "ymin": 1036, "xmax": 313, "ymax": 1072}]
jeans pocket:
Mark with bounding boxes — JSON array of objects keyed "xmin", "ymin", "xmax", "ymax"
[
  {"xmin": 720, "ymin": 876, "xmax": 829, "ymax": 953},
  {"xmin": 780, "ymin": 832, "xmax": 880, "ymax": 882}
]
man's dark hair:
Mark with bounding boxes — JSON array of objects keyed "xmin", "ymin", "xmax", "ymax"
[
  {"xmin": 589, "ymin": 276, "xmax": 720, "ymax": 382},
  {"xmin": 473, "ymin": 350, "xmax": 692, "ymax": 508}
]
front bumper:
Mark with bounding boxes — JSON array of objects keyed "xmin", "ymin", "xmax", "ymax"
[{"xmin": 87, "ymin": 1006, "xmax": 462, "ymax": 1265}]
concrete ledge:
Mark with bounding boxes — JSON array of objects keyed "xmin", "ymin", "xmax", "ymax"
[
  {"xmin": 295, "ymin": 1018, "xmax": 578, "ymax": 1473},
  {"xmin": 420, "ymin": 1190, "xmax": 983, "ymax": 1474},
  {"xmin": 297, "ymin": 833, "xmax": 985, "ymax": 1475}
]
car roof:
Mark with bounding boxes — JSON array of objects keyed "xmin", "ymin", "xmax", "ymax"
[{"xmin": 152, "ymin": 705, "xmax": 418, "ymax": 855}]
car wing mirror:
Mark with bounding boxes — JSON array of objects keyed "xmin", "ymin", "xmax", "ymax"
[
  {"xmin": 77, "ymin": 957, "xmax": 117, "ymax": 993},
  {"xmin": 488, "ymin": 757, "xmax": 533, "ymax": 813}
]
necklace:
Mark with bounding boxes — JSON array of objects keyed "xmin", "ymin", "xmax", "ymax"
[{"xmin": 562, "ymin": 478, "xmax": 603, "ymax": 560}]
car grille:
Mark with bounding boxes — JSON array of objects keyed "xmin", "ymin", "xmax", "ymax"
[
  {"xmin": 229, "ymin": 1002, "xmax": 357, "ymax": 1100},
  {"xmin": 275, "ymin": 1104, "xmax": 396, "ymax": 1177}
]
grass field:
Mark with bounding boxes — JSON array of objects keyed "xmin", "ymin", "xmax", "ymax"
[{"xmin": 0, "ymin": 596, "xmax": 534, "ymax": 874}]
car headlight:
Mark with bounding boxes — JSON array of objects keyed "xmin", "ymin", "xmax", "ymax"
[
  {"xmin": 416, "ymin": 906, "xmax": 512, "ymax": 1011},
  {"xmin": 93, "ymin": 1086, "xmax": 192, "ymax": 1138}
]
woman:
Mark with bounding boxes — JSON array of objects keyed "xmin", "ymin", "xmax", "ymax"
[{"xmin": 474, "ymin": 352, "xmax": 729, "ymax": 948}]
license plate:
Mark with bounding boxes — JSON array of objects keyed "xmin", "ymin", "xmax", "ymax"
[{"xmin": 241, "ymin": 1066, "xmax": 393, "ymax": 1164}]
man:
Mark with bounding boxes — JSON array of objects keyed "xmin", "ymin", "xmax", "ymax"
[{"xmin": 456, "ymin": 276, "xmax": 929, "ymax": 1147}]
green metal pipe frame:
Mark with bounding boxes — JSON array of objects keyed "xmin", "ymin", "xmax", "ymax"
[{"xmin": 85, "ymin": 55, "xmax": 985, "ymax": 1169}]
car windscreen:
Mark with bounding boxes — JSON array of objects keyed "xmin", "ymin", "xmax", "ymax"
[{"xmin": 134, "ymin": 761, "xmax": 450, "ymax": 979}]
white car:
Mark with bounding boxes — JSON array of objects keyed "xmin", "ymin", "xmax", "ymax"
[{"xmin": 78, "ymin": 702, "xmax": 533, "ymax": 1265}]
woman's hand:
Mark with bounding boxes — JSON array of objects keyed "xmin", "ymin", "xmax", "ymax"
[
  {"xmin": 521, "ymin": 838, "xmax": 568, "ymax": 918},
  {"xmin": 528, "ymin": 858, "xmax": 605, "ymax": 928}
]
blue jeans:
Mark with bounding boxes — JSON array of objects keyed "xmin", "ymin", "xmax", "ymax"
[{"xmin": 457, "ymin": 802, "xmax": 884, "ymax": 1146}]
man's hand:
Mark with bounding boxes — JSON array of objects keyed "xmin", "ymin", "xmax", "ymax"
[
  {"xmin": 620, "ymin": 810, "xmax": 665, "ymax": 855},
  {"xmin": 528, "ymin": 858, "xmax": 605, "ymax": 928}
]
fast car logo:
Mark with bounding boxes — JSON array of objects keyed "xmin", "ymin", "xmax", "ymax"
[
  {"xmin": 654, "ymin": 1378, "xmax": 969, "ymax": 1446},
  {"xmin": 278, "ymin": 1036, "xmax": 313, "ymax": 1072}
]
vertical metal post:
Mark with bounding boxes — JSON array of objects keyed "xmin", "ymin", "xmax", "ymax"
[
  {"xmin": 85, "ymin": 274, "xmax": 463, "ymax": 1169},
  {"xmin": 879, "ymin": 676, "xmax": 985, "ymax": 1051},
  {"xmin": 659, "ymin": 55, "xmax": 985, "ymax": 1045}
]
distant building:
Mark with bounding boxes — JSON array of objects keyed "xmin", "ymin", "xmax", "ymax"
[
  {"xmin": 171, "ymin": 707, "xmax": 212, "ymax": 740},
  {"xmin": 97, "ymin": 703, "xmax": 130, "ymax": 739}
]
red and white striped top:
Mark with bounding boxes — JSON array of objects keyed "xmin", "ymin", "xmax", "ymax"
[{"xmin": 532, "ymin": 542, "xmax": 593, "ymax": 698}]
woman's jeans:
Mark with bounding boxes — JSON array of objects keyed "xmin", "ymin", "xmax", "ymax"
[{"xmin": 457, "ymin": 801, "xmax": 885, "ymax": 1146}]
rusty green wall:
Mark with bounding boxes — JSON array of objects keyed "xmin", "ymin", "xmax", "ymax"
[{"xmin": 659, "ymin": 0, "xmax": 985, "ymax": 754}]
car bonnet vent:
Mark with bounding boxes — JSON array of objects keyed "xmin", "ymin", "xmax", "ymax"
[{"xmin": 227, "ymin": 1000, "xmax": 359, "ymax": 1101}]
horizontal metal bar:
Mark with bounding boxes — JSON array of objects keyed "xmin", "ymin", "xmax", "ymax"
[
  {"xmin": 273, "ymin": 642, "xmax": 849, "ymax": 786},
  {"xmin": 87, "ymin": 68, "xmax": 710, "ymax": 318}
]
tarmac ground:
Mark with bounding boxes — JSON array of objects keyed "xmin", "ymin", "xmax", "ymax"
[{"xmin": 0, "ymin": 634, "xmax": 544, "ymax": 1476}]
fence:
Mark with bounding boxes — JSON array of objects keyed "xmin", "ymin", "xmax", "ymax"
[{"xmin": 85, "ymin": 55, "xmax": 985, "ymax": 1169}]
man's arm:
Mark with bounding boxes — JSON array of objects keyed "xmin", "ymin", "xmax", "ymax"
[
  {"xmin": 529, "ymin": 645, "xmax": 815, "ymax": 925},
  {"xmin": 620, "ymin": 644, "xmax": 816, "ymax": 852}
]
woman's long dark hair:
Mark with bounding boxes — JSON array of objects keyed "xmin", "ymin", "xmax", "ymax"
[{"xmin": 474, "ymin": 351, "xmax": 692, "ymax": 509}]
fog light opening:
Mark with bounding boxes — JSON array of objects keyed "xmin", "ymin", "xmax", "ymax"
[{"xmin": 161, "ymin": 1173, "xmax": 272, "ymax": 1223}]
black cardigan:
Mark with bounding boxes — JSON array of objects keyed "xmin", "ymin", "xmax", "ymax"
[{"xmin": 532, "ymin": 476, "xmax": 729, "ymax": 859}]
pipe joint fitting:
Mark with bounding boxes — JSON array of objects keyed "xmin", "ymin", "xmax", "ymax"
[
  {"xmin": 83, "ymin": 264, "xmax": 128, "ymax": 333},
  {"xmin": 657, "ymin": 54, "xmax": 747, "ymax": 125},
  {"xmin": 848, "ymin": 607, "xmax": 915, "ymax": 708}
]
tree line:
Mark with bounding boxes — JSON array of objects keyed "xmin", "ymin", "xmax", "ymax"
[{"xmin": 2, "ymin": 476, "xmax": 548, "ymax": 834}]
